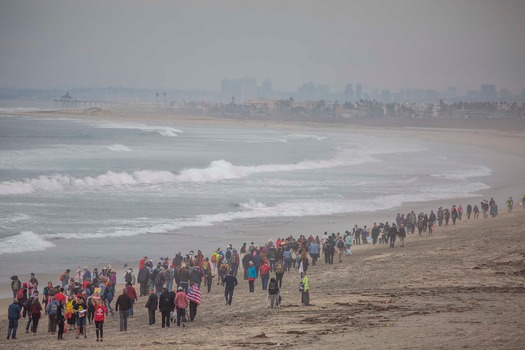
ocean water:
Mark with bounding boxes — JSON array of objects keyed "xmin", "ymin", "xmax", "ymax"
[{"xmin": 0, "ymin": 111, "xmax": 494, "ymax": 285}]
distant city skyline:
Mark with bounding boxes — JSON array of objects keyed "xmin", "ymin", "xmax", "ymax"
[{"xmin": 1, "ymin": 1, "xmax": 524, "ymax": 93}]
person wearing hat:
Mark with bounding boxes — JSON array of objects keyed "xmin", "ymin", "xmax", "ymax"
[
  {"xmin": 174, "ymin": 287, "xmax": 188, "ymax": 327},
  {"xmin": 7, "ymin": 297, "xmax": 21, "ymax": 339},
  {"xmin": 10, "ymin": 276, "xmax": 21, "ymax": 299},
  {"xmin": 231, "ymin": 249, "xmax": 240, "ymax": 277},
  {"xmin": 73, "ymin": 295, "xmax": 88, "ymax": 338}
]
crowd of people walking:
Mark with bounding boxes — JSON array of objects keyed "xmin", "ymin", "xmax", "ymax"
[{"xmin": 6, "ymin": 195, "xmax": 520, "ymax": 342}]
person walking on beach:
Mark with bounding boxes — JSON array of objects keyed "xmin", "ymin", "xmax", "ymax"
[
  {"xmin": 29, "ymin": 292, "xmax": 42, "ymax": 335},
  {"xmin": 93, "ymin": 297, "xmax": 106, "ymax": 342},
  {"xmin": 371, "ymin": 224, "xmax": 380, "ymax": 244},
  {"xmin": 458, "ymin": 205, "xmax": 463, "ymax": 220},
  {"xmin": 275, "ymin": 260, "xmax": 285, "ymax": 288},
  {"xmin": 267, "ymin": 277, "xmax": 280, "ymax": 308},
  {"xmin": 300, "ymin": 272, "xmax": 310, "ymax": 306},
  {"xmin": 473, "ymin": 204, "xmax": 480, "ymax": 219},
  {"xmin": 336, "ymin": 236, "xmax": 346, "ymax": 262},
  {"xmin": 115, "ymin": 288, "xmax": 132, "ymax": 332},
  {"xmin": 187, "ymin": 283, "xmax": 202, "ymax": 322},
  {"xmin": 56, "ymin": 299, "xmax": 65, "ymax": 340},
  {"xmin": 467, "ymin": 204, "xmax": 472, "ymax": 220},
  {"xmin": 145, "ymin": 289, "xmax": 158, "ymax": 326},
  {"xmin": 308, "ymin": 240, "xmax": 320, "ymax": 266},
  {"xmin": 174, "ymin": 287, "xmax": 188, "ymax": 327},
  {"xmin": 46, "ymin": 296, "xmax": 60, "ymax": 335},
  {"xmin": 158, "ymin": 288, "xmax": 171, "ymax": 328},
  {"xmin": 429, "ymin": 210, "xmax": 436, "ymax": 233},
  {"xmin": 7, "ymin": 298, "xmax": 21, "ymax": 340},
  {"xmin": 437, "ymin": 207, "xmax": 444, "ymax": 226},
  {"xmin": 137, "ymin": 264, "xmax": 150, "ymax": 297},
  {"xmin": 11, "ymin": 276, "xmax": 21, "ymax": 298},
  {"xmin": 389, "ymin": 223, "xmax": 398, "ymax": 248},
  {"xmin": 125, "ymin": 282, "xmax": 138, "ymax": 318},
  {"xmin": 247, "ymin": 261, "xmax": 256, "ymax": 293},
  {"xmin": 398, "ymin": 224, "xmax": 407, "ymax": 247},
  {"xmin": 59, "ymin": 269, "xmax": 70, "ymax": 289},
  {"xmin": 73, "ymin": 295, "xmax": 87, "ymax": 338},
  {"xmin": 507, "ymin": 197, "xmax": 513, "ymax": 213},
  {"xmin": 451, "ymin": 206, "xmax": 459, "ymax": 225},
  {"xmin": 259, "ymin": 260, "xmax": 271, "ymax": 290},
  {"xmin": 223, "ymin": 269, "xmax": 239, "ymax": 306}
]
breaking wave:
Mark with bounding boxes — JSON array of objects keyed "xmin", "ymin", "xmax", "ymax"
[{"xmin": 0, "ymin": 152, "xmax": 379, "ymax": 195}]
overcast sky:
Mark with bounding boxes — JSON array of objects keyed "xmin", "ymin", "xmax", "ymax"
[{"xmin": 1, "ymin": 0, "xmax": 524, "ymax": 93}]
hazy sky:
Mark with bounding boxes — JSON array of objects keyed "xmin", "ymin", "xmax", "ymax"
[{"xmin": 1, "ymin": 0, "xmax": 524, "ymax": 93}]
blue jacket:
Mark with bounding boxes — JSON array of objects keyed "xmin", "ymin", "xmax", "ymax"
[
  {"xmin": 46, "ymin": 299, "xmax": 60, "ymax": 315},
  {"xmin": 248, "ymin": 266, "xmax": 257, "ymax": 279},
  {"xmin": 308, "ymin": 243, "xmax": 320, "ymax": 255},
  {"xmin": 8, "ymin": 303, "xmax": 21, "ymax": 320}
]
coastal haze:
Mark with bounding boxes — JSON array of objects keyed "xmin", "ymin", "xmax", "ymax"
[{"xmin": 1, "ymin": 1, "xmax": 525, "ymax": 349}]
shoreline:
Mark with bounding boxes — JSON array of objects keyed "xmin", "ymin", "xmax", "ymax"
[{"xmin": 1, "ymin": 109, "xmax": 525, "ymax": 291}]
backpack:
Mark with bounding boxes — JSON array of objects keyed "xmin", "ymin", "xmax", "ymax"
[
  {"xmin": 16, "ymin": 288, "xmax": 24, "ymax": 300},
  {"xmin": 202, "ymin": 261, "xmax": 209, "ymax": 271},
  {"xmin": 59, "ymin": 273, "xmax": 66, "ymax": 282},
  {"xmin": 337, "ymin": 240, "xmax": 344, "ymax": 249},
  {"xmin": 276, "ymin": 263, "xmax": 284, "ymax": 275},
  {"xmin": 125, "ymin": 272, "xmax": 132, "ymax": 284},
  {"xmin": 225, "ymin": 250, "xmax": 232, "ymax": 260},
  {"xmin": 299, "ymin": 281, "xmax": 305, "ymax": 292},
  {"xmin": 49, "ymin": 302, "xmax": 58, "ymax": 315}
]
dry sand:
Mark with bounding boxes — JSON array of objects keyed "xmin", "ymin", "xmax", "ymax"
[{"xmin": 0, "ymin": 210, "xmax": 524, "ymax": 349}]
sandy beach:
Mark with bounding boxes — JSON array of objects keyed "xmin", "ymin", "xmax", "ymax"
[
  {"xmin": 1, "ymin": 109, "xmax": 525, "ymax": 348},
  {"xmin": 1, "ymin": 208, "xmax": 524, "ymax": 349}
]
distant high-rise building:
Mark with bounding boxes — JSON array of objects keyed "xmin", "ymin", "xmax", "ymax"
[
  {"xmin": 356, "ymin": 84, "xmax": 362, "ymax": 100},
  {"xmin": 446, "ymin": 87, "xmax": 457, "ymax": 99},
  {"xmin": 258, "ymin": 79, "xmax": 273, "ymax": 99},
  {"xmin": 480, "ymin": 84, "xmax": 496, "ymax": 100},
  {"xmin": 343, "ymin": 83, "xmax": 354, "ymax": 101},
  {"xmin": 297, "ymin": 82, "xmax": 317, "ymax": 101},
  {"xmin": 221, "ymin": 78, "xmax": 257, "ymax": 103},
  {"xmin": 380, "ymin": 89, "xmax": 391, "ymax": 103},
  {"xmin": 371, "ymin": 89, "xmax": 379, "ymax": 101}
]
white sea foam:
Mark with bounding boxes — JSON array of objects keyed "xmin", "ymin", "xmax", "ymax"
[
  {"xmin": 38, "ymin": 180, "xmax": 489, "ymax": 242},
  {"xmin": 0, "ymin": 231, "xmax": 55, "ymax": 255},
  {"xmin": 104, "ymin": 144, "xmax": 132, "ymax": 152},
  {"xmin": 0, "ymin": 213, "xmax": 30, "ymax": 225},
  {"xmin": 92, "ymin": 122, "xmax": 183, "ymax": 137},
  {"xmin": 0, "ymin": 151, "xmax": 379, "ymax": 195},
  {"xmin": 287, "ymin": 134, "xmax": 327, "ymax": 141},
  {"xmin": 431, "ymin": 165, "xmax": 492, "ymax": 180}
]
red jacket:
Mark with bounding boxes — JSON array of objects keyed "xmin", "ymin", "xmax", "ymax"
[{"xmin": 126, "ymin": 285, "xmax": 137, "ymax": 301}]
